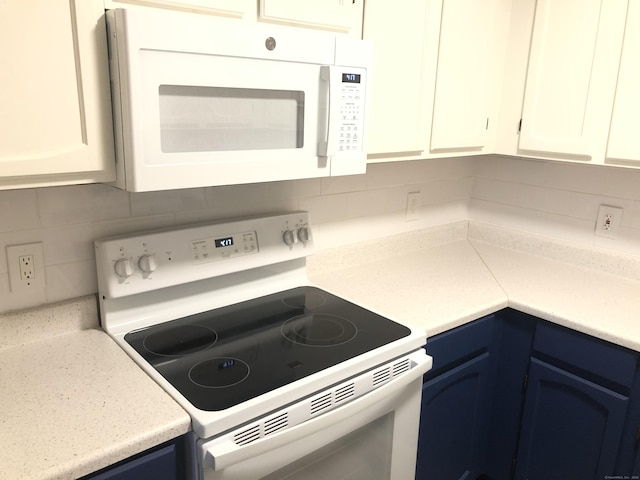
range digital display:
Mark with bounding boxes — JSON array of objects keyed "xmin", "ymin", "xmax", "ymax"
[
  {"xmin": 214, "ymin": 237, "xmax": 234, "ymax": 248},
  {"xmin": 342, "ymin": 73, "xmax": 361, "ymax": 84}
]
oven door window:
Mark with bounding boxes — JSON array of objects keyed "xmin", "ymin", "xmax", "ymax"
[
  {"xmin": 158, "ymin": 85, "xmax": 305, "ymax": 153},
  {"xmin": 261, "ymin": 414, "xmax": 393, "ymax": 480}
]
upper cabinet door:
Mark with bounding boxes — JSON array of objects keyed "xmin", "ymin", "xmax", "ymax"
[
  {"xmin": 103, "ymin": 0, "xmax": 255, "ymax": 19},
  {"xmin": 363, "ymin": 1, "xmax": 432, "ymax": 157},
  {"xmin": 518, "ymin": 0, "xmax": 626, "ymax": 161},
  {"xmin": 429, "ymin": 0, "xmax": 503, "ymax": 153},
  {"xmin": 606, "ymin": 0, "xmax": 640, "ymax": 165},
  {"xmin": 0, "ymin": 0, "xmax": 115, "ymax": 189},
  {"xmin": 259, "ymin": 0, "xmax": 363, "ymax": 37}
]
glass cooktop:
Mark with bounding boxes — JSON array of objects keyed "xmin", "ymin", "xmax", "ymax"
[{"xmin": 124, "ymin": 286, "xmax": 410, "ymax": 411}]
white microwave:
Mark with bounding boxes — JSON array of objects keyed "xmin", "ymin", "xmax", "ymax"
[{"xmin": 105, "ymin": 9, "xmax": 371, "ymax": 192}]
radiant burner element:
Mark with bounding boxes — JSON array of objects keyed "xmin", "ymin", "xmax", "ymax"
[
  {"xmin": 282, "ymin": 314, "xmax": 357, "ymax": 347},
  {"xmin": 282, "ymin": 291, "xmax": 326, "ymax": 309},
  {"xmin": 143, "ymin": 324, "xmax": 218, "ymax": 356},
  {"xmin": 189, "ymin": 357, "xmax": 250, "ymax": 388}
]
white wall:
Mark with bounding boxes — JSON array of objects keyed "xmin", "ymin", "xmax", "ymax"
[{"xmin": 0, "ymin": 157, "xmax": 474, "ymax": 313}]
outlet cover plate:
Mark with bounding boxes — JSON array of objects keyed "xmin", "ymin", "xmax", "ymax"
[
  {"xmin": 6, "ymin": 242, "xmax": 46, "ymax": 300},
  {"xmin": 406, "ymin": 191, "xmax": 421, "ymax": 221},
  {"xmin": 595, "ymin": 205, "xmax": 623, "ymax": 239}
]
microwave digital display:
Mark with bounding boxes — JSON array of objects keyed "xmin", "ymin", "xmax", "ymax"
[{"xmin": 342, "ymin": 73, "xmax": 361, "ymax": 84}]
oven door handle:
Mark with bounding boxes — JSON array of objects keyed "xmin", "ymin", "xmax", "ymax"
[{"xmin": 201, "ymin": 350, "xmax": 432, "ymax": 472}]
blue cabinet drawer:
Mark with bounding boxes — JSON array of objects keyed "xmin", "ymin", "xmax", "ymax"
[{"xmin": 532, "ymin": 321, "xmax": 637, "ymax": 390}]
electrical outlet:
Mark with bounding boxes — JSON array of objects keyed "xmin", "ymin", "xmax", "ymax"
[
  {"xmin": 595, "ymin": 205, "xmax": 623, "ymax": 239},
  {"xmin": 406, "ymin": 191, "xmax": 421, "ymax": 221},
  {"xmin": 6, "ymin": 242, "xmax": 46, "ymax": 297},
  {"xmin": 19, "ymin": 255, "xmax": 35, "ymax": 283}
]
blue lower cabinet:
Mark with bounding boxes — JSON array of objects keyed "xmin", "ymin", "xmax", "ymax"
[
  {"xmin": 80, "ymin": 437, "xmax": 186, "ymax": 480},
  {"xmin": 514, "ymin": 358, "xmax": 628, "ymax": 480},
  {"xmin": 416, "ymin": 353, "xmax": 491, "ymax": 480},
  {"xmin": 417, "ymin": 310, "xmax": 640, "ymax": 480},
  {"xmin": 416, "ymin": 315, "xmax": 497, "ymax": 480}
]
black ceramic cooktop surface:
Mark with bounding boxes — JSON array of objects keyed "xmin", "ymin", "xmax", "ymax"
[{"xmin": 124, "ymin": 286, "xmax": 410, "ymax": 411}]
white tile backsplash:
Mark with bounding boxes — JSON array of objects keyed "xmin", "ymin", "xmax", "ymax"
[
  {"xmin": 543, "ymin": 162, "xmax": 606, "ymax": 194},
  {"xmin": 471, "ymin": 156, "xmax": 640, "ymax": 255},
  {"xmin": 130, "ymin": 188, "xmax": 207, "ymax": 217},
  {"xmin": 2, "ymin": 154, "xmax": 640, "ymax": 314},
  {"xmin": 0, "ymin": 190, "xmax": 39, "ymax": 233},
  {"xmin": 37, "ymin": 184, "xmax": 131, "ymax": 226}
]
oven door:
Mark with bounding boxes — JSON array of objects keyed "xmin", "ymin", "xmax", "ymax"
[{"xmin": 197, "ymin": 351, "xmax": 431, "ymax": 480}]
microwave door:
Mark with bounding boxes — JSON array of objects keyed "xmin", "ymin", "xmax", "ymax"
[{"xmin": 122, "ymin": 50, "xmax": 328, "ymax": 191}]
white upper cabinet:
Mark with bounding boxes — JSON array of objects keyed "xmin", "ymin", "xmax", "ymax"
[
  {"xmin": 103, "ymin": 0, "xmax": 255, "ymax": 19},
  {"xmin": 517, "ymin": 0, "xmax": 627, "ymax": 161},
  {"xmin": 606, "ymin": 0, "xmax": 640, "ymax": 165},
  {"xmin": 0, "ymin": 0, "xmax": 115, "ymax": 189},
  {"xmin": 259, "ymin": 0, "xmax": 363, "ymax": 37},
  {"xmin": 104, "ymin": 1, "xmax": 365, "ymax": 33},
  {"xmin": 363, "ymin": 1, "xmax": 433, "ymax": 158},
  {"xmin": 429, "ymin": 0, "xmax": 507, "ymax": 154},
  {"xmin": 364, "ymin": 0, "xmax": 509, "ymax": 161}
]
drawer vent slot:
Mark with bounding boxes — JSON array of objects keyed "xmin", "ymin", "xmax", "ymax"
[
  {"xmin": 392, "ymin": 358, "xmax": 411, "ymax": 377},
  {"xmin": 335, "ymin": 383, "xmax": 355, "ymax": 403},
  {"xmin": 264, "ymin": 412, "xmax": 288, "ymax": 436},
  {"xmin": 311, "ymin": 392, "xmax": 333, "ymax": 415},
  {"xmin": 233, "ymin": 425, "xmax": 261, "ymax": 446},
  {"xmin": 373, "ymin": 368, "xmax": 391, "ymax": 387}
]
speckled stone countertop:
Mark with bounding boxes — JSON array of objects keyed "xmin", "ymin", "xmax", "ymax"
[
  {"xmin": 3, "ymin": 219, "xmax": 640, "ymax": 480},
  {"xmin": 308, "ymin": 220, "xmax": 640, "ymax": 352},
  {"xmin": 0, "ymin": 296, "xmax": 190, "ymax": 480}
]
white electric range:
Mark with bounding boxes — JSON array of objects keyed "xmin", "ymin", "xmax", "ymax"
[{"xmin": 95, "ymin": 212, "xmax": 431, "ymax": 480}]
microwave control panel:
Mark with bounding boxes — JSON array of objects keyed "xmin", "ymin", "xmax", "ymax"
[
  {"xmin": 319, "ymin": 65, "xmax": 367, "ymax": 160},
  {"xmin": 337, "ymin": 69, "xmax": 366, "ymax": 154}
]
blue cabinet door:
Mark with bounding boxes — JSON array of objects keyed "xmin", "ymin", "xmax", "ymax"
[
  {"xmin": 515, "ymin": 358, "xmax": 629, "ymax": 480},
  {"xmin": 416, "ymin": 352, "xmax": 492, "ymax": 480},
  {"xmin": 84, "ymin": 443, "xmax": 180, "ymax": 480}
]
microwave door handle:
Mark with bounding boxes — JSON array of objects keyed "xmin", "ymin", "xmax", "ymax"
[
  {"xmin": 202, "ymin": 351, "xmax": 432, "ymax": 472},
  {"xmin": 318, "ymin": 65, "xmax": 339, "ymax": 158}
]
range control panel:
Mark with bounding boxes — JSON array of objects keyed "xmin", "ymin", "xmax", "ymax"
[
  {"xmin": 95, "ymin": 212, "xmax": 312, "ymax": 299},
  {"xmin": 190, "ymin": 231, "xmax": 258, "ymax": 264}
]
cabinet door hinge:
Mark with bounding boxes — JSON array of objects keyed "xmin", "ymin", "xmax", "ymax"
[
  {"xmin": 523, "ymin": 373, "xmax": 529, "ymax": 391},
  {"xmin": 511, "ymin": 458, "xmax": 517, "ymax": 475},
  {"xmin": 486, "ymin": 117, "xmax": 489, "ymax": 130},
  {"xmin": 518, "ymin": 118, "xmax": 522, "ymax": 133}
]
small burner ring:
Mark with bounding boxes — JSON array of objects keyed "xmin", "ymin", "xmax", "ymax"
[
  {"xmin": 281, "ymin": 314, "xmax": 357, "ymax": 347},
  {"xmin": 189, "ymin": 357, "xmax": 250, "ymax": 388}
]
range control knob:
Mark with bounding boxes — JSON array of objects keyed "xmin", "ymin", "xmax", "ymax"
[
  {"xmin": 138, "ymin": 254, "xmax": 158, "ymax": 274},
  {"xmin": 282, "ymin": 229, "xmax": 296, "ymax": 247},
  {"xmin": 114, "ymin": 258, "xmax": 134, "ymax": 279},
  {"xmin": 297, "ymin": 227, "xmax": 310, "ymax": 246}
]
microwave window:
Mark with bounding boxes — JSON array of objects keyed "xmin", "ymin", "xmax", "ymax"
[{"xmin": 158, "ymin": 85, "xmax": 305, "ymax": 153}]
